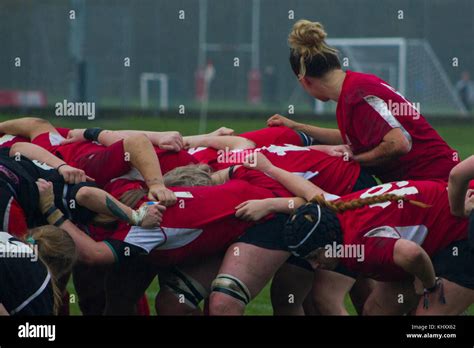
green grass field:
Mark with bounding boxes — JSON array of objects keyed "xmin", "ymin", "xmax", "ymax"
[{"xmin": 1, "ymin": 114, "xmax": 473, "ymax": 315}]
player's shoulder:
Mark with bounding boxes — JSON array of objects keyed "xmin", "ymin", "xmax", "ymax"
[{"xmin": 342, "ymin": 70, "xmax": 391, "ymax": 104}]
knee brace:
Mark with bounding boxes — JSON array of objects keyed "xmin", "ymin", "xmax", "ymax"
[
  {"xmin": 159, "ymin": 268, "xmax": 208, "ymax": 309},
  {"xmin": 211, "ymin": 274, "xmax": 251, "ymax": 305}
]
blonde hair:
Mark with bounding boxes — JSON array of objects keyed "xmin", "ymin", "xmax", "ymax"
[
  {"xmin": 288, "ymin": 20, "xmax": 339, "ymax": 78},
  {"xmin": 118, "ymin": 164, "xmax": 215, "ymax": 210},
  {"xmin": 163, "ymin": 164, "xmax": 214, "ymax": 187},
  {"xmin": 28, "ymin": 225, "xmax": 77, "ymax": 315},
  {"xmin": 310, "ymin": 193, "xmax": 431, "ymax": 213}
]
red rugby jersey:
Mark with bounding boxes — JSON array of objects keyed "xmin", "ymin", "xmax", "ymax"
[
  {"xmin": 336, "ymin": 71, "xmax": 458, "ymax": 182},
  {"xmin": 337, "ymin": 180, "xmax": 467, "ymax": 280}
]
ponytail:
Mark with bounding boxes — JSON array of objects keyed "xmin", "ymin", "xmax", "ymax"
[
  {"xmin": 28, "ymin": 225, "xmax": 77, "ymax": 315},
  {"xmin": 310, "ymin": 193, "xmax": 431, "ymax": 213}
]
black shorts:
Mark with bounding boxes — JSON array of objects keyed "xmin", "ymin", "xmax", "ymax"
[
  {"xmin": 432, "ymin": 239, "xmax": 474, "ymax": 290},
  {"xmin": 238, "ymin": 213, "xmax": 290, "ymax": 250},
  {"xmin": 239, "ymin": 214, "xmax": 358, "ymax": 278},
  {"xmin": 285, "ymin": 256, "xmax": 358, "ymax": 278},
  {"xmin": 352, "ymin": 169, "xmax": 378, "ymax": 192}
]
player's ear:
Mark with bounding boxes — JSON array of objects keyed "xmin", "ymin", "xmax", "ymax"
[{"xmin": 299, "ymin": 75, "xmax": 311, "ymax": 88}]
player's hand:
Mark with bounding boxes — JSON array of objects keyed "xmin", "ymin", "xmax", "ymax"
[
  {"xmin": 148, "ymin": 184, "xmax": 177, "ymax": 206},
  {"xmin": 35, "ymin": 179, "xmax": 56, "ymax": 213},
  {"xmin": 243, "ymin": 152, "xmax": 273, "ymax": 172},
  {"xmin": 464, "ymin": 189, "xmax": 474, "ymax": 217},
  {"xmin": 235, "ymin": 200, "xmax": 272, "ymax": 221},
  {"xmin": 157, "ymin": 131, "xmax": 184, "ymax": 152},
  {"xmin": 310, "ymin": 145, "xmax": 353, "ymax": 159},
  {"xmin": 137, "ymin": 202, "xmax": 166, "ymax": 228},
  {"xmin": 266, "ymin": 114, "xmax": 299, "ymax": 129},
  {"xmin": 209, "ymin": 127, "xmax": 234, "ymax": 136},
  {"xmin": 57, "ymin": 164, "xmax": 94, "ymax": 184},
  {"xmin": 60, "ymin": 129, "xmax": 86, "ymax": 145}
]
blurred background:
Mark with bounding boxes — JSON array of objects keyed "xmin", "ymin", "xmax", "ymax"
[{"xmin": 1, "ymin": 0, "xmax": 474, "ymax": 121}]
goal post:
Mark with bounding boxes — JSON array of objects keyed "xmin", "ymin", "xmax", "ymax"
[{"xmin": 140, "ymin": 72, "xmax": 169, "ymax": 110}]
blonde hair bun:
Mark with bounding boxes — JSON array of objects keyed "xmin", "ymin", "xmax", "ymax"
[{"xmin": 288, "ymin": 20, "xmax": 338, "ymax": 77}]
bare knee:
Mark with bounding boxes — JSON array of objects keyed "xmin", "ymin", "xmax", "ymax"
[
  {"xmin": 209, "ymin": 292, "xmax": 244, "ymax": 315},
  {"xmin": 75, "ymin": 186, "xmax": 95, "ymax": 206}
]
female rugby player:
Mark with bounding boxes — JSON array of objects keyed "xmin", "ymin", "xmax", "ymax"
[
  {"xmin": 0, "ymin": 226, "xmax": 76, "ymax": 315},
  {"xmin": 267, "ymin": 19, "xmax": 458, "ymax": 183}
]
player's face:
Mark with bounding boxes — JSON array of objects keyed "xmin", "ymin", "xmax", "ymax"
[{"xmin": 305, "ymin": 248, "xmax": 338, "ymax": 270}]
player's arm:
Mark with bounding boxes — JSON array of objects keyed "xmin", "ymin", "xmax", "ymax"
[
  {"xmin": 243, "ymin": 152, "xmax": 327, "ymax": 201},
  {"xmin": 352, "ymin": 128, "xmax": 411, "ymax": 167},
  {"xmin": 0, "ymin": 117, "xmax": 57, "ymax": 140},
  {"xmin": 36, "ymin": 180, "xmax": 163, "ymax": 265},
  {"xmin": 235, "ymin": 197, "xmax": 306, "ymax": 221},
  {"xmin": 61, "ymin": 128, "xmax": 184, "ymax": 152},
  {"xmin": 393, "ymin": 239, "xmax": 436, "ymax": 290},
  {"xmin": 309, "ymin": 144, "xmax": 353, "ymax": 158},
  {"xmin": 74, "ymin": 186, "xmax": 165, "ymax": 228},
  {"xmin": 185, "ymin": 135, "xmax": 254, "ymax": 150},
  {"xmin": 267, "ymin": 114, "xmax": 343, "ymax": 145},
  {"xmin": 9, "ymin": 142, "xmax": 92, "ymax": 184},
  {"xmin": 448, "ymin": 155, "xmax": 474, "ymax": 217},
  {"xmin": 57, "ymin": 219, "xmax": 116, "ymax": 265},
  {"xmin": 65, "ymin": 129, "xmax": 175, "ymax": 205},
  {"xmin": 0, "ymin": 303, "xmax": 9, "ymax": 316}
]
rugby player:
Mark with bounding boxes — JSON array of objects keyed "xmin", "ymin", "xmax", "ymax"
[
  {"xmin": 0, "ymin": 226, "xmax": 76, "ymax": 315},
  {"xmin": 267, "ymin": 19, "xmax": 459, "ymax": 183}
]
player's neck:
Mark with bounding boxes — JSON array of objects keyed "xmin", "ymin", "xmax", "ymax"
[{"xmin": 321, "ymin": 69, "xmax": 346, "ymax": 102}]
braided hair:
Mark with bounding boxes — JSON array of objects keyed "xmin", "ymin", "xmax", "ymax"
[{"xmin": 284, "ymin": 193, "xmax": 430, "ymax": 257}]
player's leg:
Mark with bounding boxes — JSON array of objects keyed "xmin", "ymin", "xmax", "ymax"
[
  {"xmin": 156, "ymin": 255, "xmax": 223, "ymax": 315},
  {"xmin": 415, "ymin": 279, "xmax": 474, "ymax": 315},
  {"xmin": 310, "ymin": 269, "xmax": 356, "ymax": 315},
  {"xmin": 72, "ymin": 264, "xmax": 108, "ymax": 315},
  {"xmin": 270, "ymin": 261, "xmax": 314, "ymax": 315},
  {"xmin": 363, "ymin": 280, "xmax": 419, "ymax": 315},
  {"xmin": 349, "ymin": 277, "xmax": 376, "ymax": 315},
  {"xmin": 104, "ymin": 256, "xmax": 157, "ymax": 315},
  {"xmin": 416, "ymin": 239, "xmax": 474, "ymax": 315},
  {"xmin": 0, "ymin": 117, "xmax": 58, "ymax": 140},
  {"xmin": 209, "ymin": 242, "xmax": 290, "ymax": 315}
]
